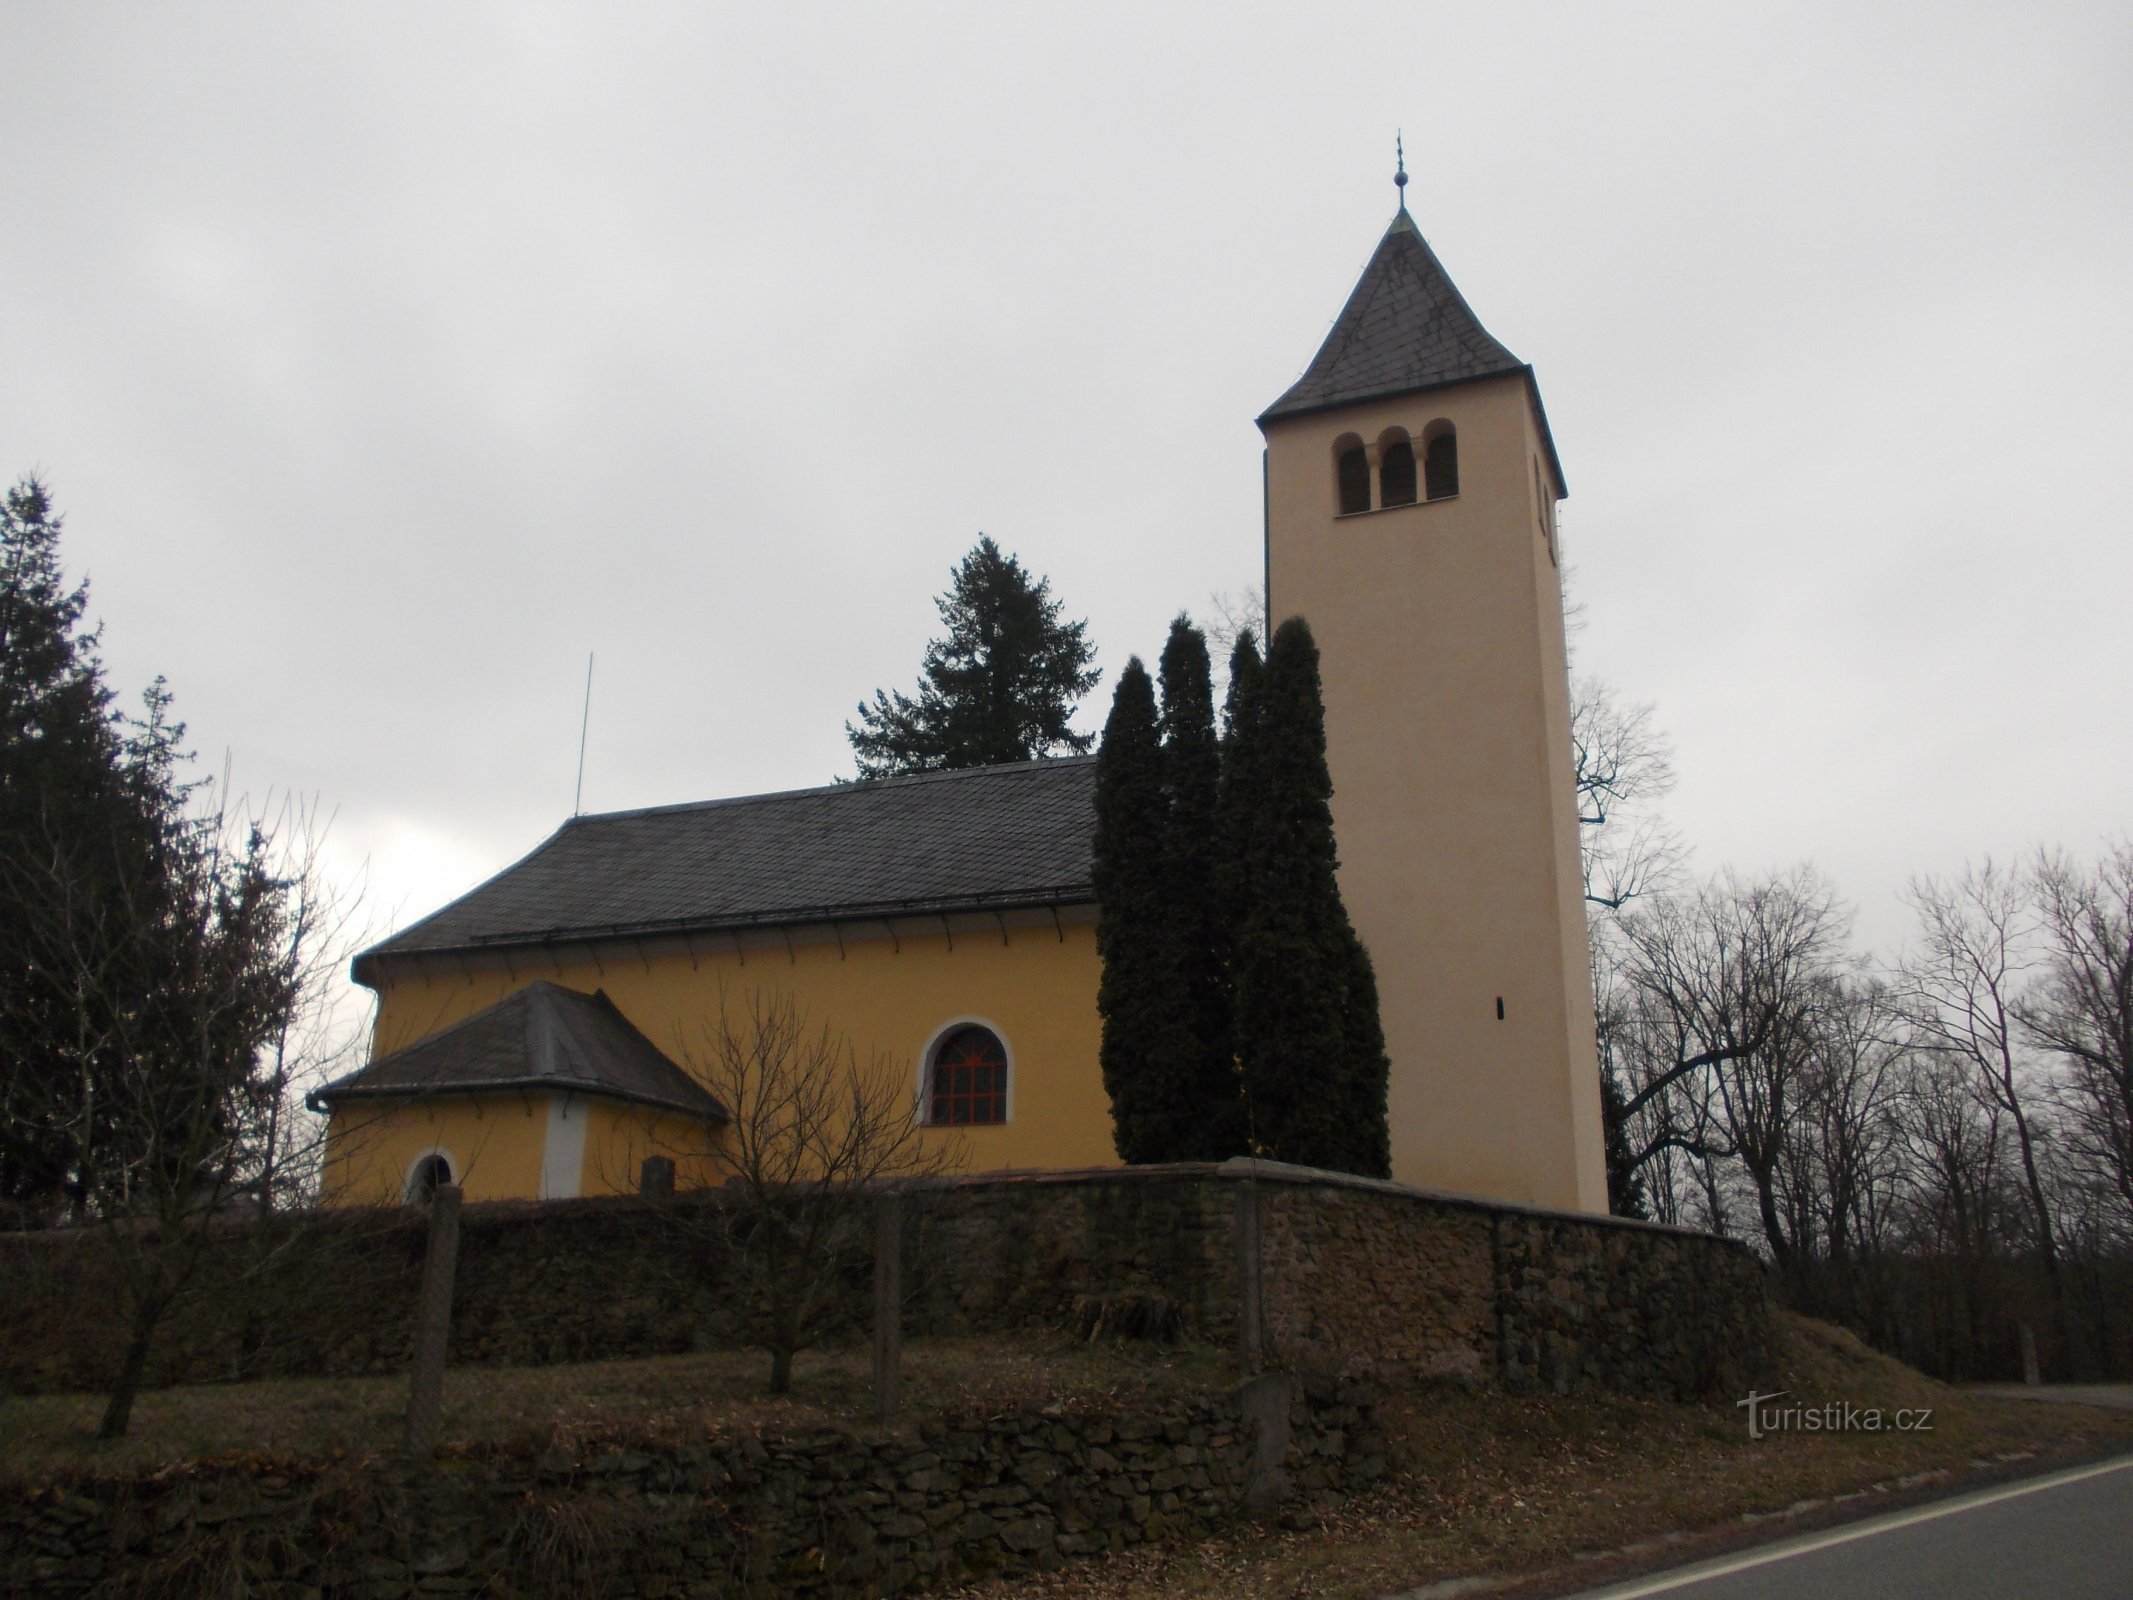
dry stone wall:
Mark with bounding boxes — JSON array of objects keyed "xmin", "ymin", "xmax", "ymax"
[
  {"xmin": 1, "ymin": 1375, "xmax": 1378, "ymax": 1598},
  {"xmin": 0, "ymin": 1161, "xmax": 1771, "ymax": 1403}
]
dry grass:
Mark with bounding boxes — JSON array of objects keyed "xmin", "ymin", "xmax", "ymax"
[
  {"xmin": 946, "ymin": 1314, "xmax": 2133, "ymax": 1600},
  {"xmin": 7, "ymin": 1316, "xmax": 2130, "ymax": 1600},
  {"xmin": 0, "ymin": 1336, "xmax": 1224, "ymax": 1485}
]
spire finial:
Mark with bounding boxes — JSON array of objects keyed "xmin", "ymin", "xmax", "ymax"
[{"xmin": 1394, "ymin": 131, "xmax": 1408, "ymax": 211}]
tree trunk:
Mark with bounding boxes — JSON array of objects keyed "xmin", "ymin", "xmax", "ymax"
[
  {"xmin": 2006, "ymin": 1097, "xmax": 2076, "ymax": 1376},
  {"xmin": 768, "ymin": 1296, "xmax": 799, "ymax": 1395},
  {"xmin": 100, "ymin": 1290, "xmax": 169, "ymax": 1439}
]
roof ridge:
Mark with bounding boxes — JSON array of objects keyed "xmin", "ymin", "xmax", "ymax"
[{"xmin": 561, "ymin": 753, "xmax": 1100, "ymax": 827}]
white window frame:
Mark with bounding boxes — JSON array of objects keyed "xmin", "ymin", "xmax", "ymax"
[{"xmin": 914, "ymin": 1015, "xmax": 1015, "ymax": 1127}]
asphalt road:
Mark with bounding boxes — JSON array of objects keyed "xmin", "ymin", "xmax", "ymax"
[{"xmin": 1559, "ymin": 1454, "xmax": 2133, "ymax": 1600}]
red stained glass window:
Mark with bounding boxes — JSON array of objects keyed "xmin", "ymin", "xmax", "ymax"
[{"xmin": 928, "ymin": 1026, "xmax": 1008, "ymax": 1126}]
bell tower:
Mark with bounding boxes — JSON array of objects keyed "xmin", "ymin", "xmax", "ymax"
[{"xmin": 1257, "ymin": 173, "xmax": 1606, "ymax": 1212}]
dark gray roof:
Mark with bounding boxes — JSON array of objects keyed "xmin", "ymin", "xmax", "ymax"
[
  {"xmin": 354, "ymin": 757, "xmax": 1097, "ymax": 982},
  {"xmin": 311, "ymin": 981, "xmax": 727, "ymax": 1120},
  {"xmin": 1261, "ymin": 209, "xmax": 1525, "ymax": 422}
]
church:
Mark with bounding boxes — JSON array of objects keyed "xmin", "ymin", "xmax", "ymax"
[{"xmin": 316, "ymin": 177, "xmax": 1609, "ymax": 1217}]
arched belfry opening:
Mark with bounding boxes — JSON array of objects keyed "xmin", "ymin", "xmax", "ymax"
[
  {"xmin": 1335, "ymin": 436, "xmax": 1370, "ymax": 515},
  {"xmin": 1378, "ymin": 430, "xmax": 1417, "ymax": 507},
  {"xmin": 1423, "ymin": 421, "xmax": 1459, "ymax": 501}
]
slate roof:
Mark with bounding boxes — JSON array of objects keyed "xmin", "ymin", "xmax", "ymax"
[
  {"xmin": 311, "ymin": 981, "xmax": 727, "ymax": 1120},
  {"xmin": 353, "ymin": 757, "xmax": 1098, "ymax": 983},
  {"xmin": 1260, "ymin": 208, "xmax": 1528, "ymax": 424}
]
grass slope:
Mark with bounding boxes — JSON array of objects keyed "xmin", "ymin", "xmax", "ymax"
[{"xmin": 4, "ymin": 1315, "xmax": 2127, "ymax": 1599}]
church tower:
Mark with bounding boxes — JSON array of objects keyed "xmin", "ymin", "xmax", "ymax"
[{"xmin": 1257, "ymin": 177, "xmax": 1607, "ymax": 1213}]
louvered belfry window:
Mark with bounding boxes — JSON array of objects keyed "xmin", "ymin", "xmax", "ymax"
[
  {"xmin": 928, "ymin": 1025, "xmax": 1008, "ymax": 1125},
  {"xmin": 1379, "ymin": 440, "xmax": 1418, "ymax": 507}
]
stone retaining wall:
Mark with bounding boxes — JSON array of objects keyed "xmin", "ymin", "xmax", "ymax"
[
  {"xmin": 0, "ymin": 1160, "xmax": 1772, "ymax": 1402},
  {"xmin": 1, "ymin": 1375, "xmax": 1376, "ymax": 1597}
]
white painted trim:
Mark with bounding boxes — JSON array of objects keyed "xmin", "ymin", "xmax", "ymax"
[
  {"xmin": 538, "ymin": 1092, "xmax": 587, "ymax": 1200},
  {"xmin": 915, "ymin": 1015, "xmax": 1015, "ymax": 1127},
  {"xmin": 401, "ymin": 1145, "xmax": 456, "ymax": 1203}
]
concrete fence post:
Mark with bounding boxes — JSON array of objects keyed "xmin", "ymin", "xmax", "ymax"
[
  {"xmin": 405, "ymin": 1182, "xmax": 463, "ymax": 1458},
  {"xmin": 2019, "ymin": 1320, "xmax": 2041, "ymax": 1387},
  {"xmin": 1235, "ymin": 1176, "xmax": 1264, "ymax": 1375},
  {"xmin": 872, "ymin": 1191, "xmax": 903, "ymax": 1423}
]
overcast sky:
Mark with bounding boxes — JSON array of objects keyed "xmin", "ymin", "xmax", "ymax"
[{"xmin": 5, "ymin": 2, "xmax": 2129, "ymax": 1015}]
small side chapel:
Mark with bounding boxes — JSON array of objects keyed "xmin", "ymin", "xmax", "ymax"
[{"xmin": 316, "ymin": 176, "xmax": 1608, "ymax": 1216}]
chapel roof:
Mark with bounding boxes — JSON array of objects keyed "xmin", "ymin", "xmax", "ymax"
[
  {"xmin": 1258, "ymin": 208, "xmax": 1529, "ymax": 423},
  {"xmin": 353, "ymin": 757, "xmax": 1098, "ymax": 984},
  {"xmin": 310, "ymin": 981, "xmax": 727, "ymax": 1120}
]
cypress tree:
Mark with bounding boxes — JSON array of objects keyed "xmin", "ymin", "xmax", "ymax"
[
  {"xmin": 1093, "ymin": 657, "xmax": 1177, "ymax": 1162},
  {"xmin": 1214, "ymin": 630, "xmax": 1265, "ymax": 945},
  {"xmin": 1156, "ymin": 617, "xmax": 1246, "ymax": 1159},
  {"xmin": 1232, "ymin": 617, "xmax": 1390, "ymax": 1177}
]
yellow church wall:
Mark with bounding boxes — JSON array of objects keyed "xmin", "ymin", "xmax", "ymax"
[
  {"xmin": 356, "ymin": 908, "xmax": 1113, "ymax": 1201},
  {"xmin": 320, "ymin": 1092, "xmax": 553, "ymax": 1206},
  {"xmin": 1263, "ymin": 371, "xmax": 1607, "ymax": 1213},
  {"xmin": 575, "ymin": 1098, "xmax": 727, "ymax": 1197}
]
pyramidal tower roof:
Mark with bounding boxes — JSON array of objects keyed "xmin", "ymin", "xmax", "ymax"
[{"xmin": 1259, "ymin": 207, "xmax": 1529, "ymax": 424}]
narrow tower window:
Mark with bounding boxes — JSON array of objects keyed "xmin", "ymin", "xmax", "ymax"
[
  {"xmin": 1336, "ymin": 443, "xmax": 1371, "ymax": 515},
  {"xmin": 1379, "ymin": 439, "xmax": 1418, "ymax": 507},
  {"xmin": 1424, "ymin": 428, "xmax": 1459, "ymax": 500}
]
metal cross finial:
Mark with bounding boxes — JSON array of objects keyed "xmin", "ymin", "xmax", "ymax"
[{"xmin": 1395, "ymin": 131, "xmax": 1408, "ymax": 211}]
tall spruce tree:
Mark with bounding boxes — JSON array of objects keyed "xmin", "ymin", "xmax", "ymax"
[
  {"xmin": 1092, "ymin": 658, "xmax": 1180, "ymax": 1161},
  {"xmin": 0, "ymin": 476, "xmax": 312, "ymax": 1433},
  {"xmin": 1156, "ymin": 617, "xmax": 1246, "ymax": 1158},
  {"xmin": 1232, "ymin": 617, "xmax": 1391, "ymax": 1176},
  {"xmin": 846, "ymin": 536, "xmax": 1100, "ymax": 778},
  {"xmin": 0, "ymin": 478, "xmax": 132, "ymax": 1216}
]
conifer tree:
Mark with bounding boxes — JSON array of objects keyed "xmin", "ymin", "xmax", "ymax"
[
  {"xmin": 847, "ymin": 536, "xmax": 1100, "ymax": 778},
  {"xmin": 1092, "ymin": 658, "xmax": 1179, "ymax": 1162},
  {"xmin": 1215, "ymin": 631, "xmax": 1265, "ymax": 949},
  {"xmin": 0, "ymin": 478, "xmax": 131, "ymax": 1214},
  {"xmin": 1156, "ymin": 617, "xmax": 1246, "ymax": 1159},
  {"xmin": 1601, "ymin": 1065, "xmax": 1649, "ymax": 1219},
  {"xmin": 1232, "ymin": 617, "xmax": 1391, "ymax": 1176},
  {"xmin": 0, "ymin": 475, "xmax": 319, "ymax": 1434}
]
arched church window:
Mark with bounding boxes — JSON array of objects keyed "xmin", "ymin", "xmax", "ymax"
[
  {"xmin": 405, "ymin": 1152, "xmax": 453, "ymax": 1205},
  {"xmin": 1336, "ymin": 442, "xmax": 1371, "ymax": 515},
  {"xmin": 926, "ymin": 1024, "xmax": 1008, "ymax": 1125},
  {"xmin": 1424, "ymin": 426, "xmax": 1459, "ymax": 501},
  {"xmin": 1379, "ymin": 438, "xmax": 1418, "ymax": 507}
]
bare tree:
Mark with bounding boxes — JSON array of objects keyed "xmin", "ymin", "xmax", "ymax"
[
  {"xmin": 0, "ymin": 787, "xmax": 353, "ymax": 1436},
  {"xmin": 1900, "ymin": 860, "xmax": 2072, "ymax": 1361},
  {"xmin": 1617, "ymin": 868, "xmax": 1844, "ymax": 1126},
  {"xmin": 1792, "ymin": 978, "xmax": 1909, "ymax": 1323},
  {"xmin": 2023, "ymin": 843, "xmax": 2133, "ymax": 1235},
  {"xmin": 647, "ymin": 987, "xmax": 959, "ymax": 1394},
  {"xmin": 1572, "ymin": 676, "xmax": 1684, "ymax": 912},
  {"xmin": 1887, "ymin": 1049, "xmax": 2014, "ymax": 1376}
]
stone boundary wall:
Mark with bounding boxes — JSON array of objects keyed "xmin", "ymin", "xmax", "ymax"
[
  {"xmin": 2, "ymin": 1375, "xmax": 1377, "ymax": 1597},
  {"xmin": 0, "ymin": 1161, "xmax": 1771, "ymax": 1401}
]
